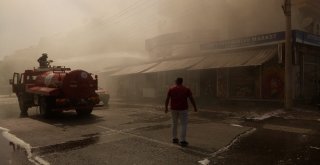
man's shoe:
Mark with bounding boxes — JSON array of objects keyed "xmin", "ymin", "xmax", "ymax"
[
  {"xmin": 180, "ymin": 141, "xmax": 189, "ymax": 147},
  {"xmin": 172, "ymin": 138, "xmax": 179, "ymax": 144}
]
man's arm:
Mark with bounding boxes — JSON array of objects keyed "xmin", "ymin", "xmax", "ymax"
[{"xmin": 189, "ymin": 96, "xmax": 198, "ymax": 112}]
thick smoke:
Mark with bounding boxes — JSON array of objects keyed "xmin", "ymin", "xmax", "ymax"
[
  {"xmin": 0, "ymin": 0, "xmax": 303, "ymax": 84},
  {"xmin": 157, "ymin": 0, "xmax": 286, "ymax": 39}
]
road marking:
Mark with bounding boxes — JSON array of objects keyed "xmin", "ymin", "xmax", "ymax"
[
  {"xmin": 245, "ymin": 109, "xmax": 285, "ymax": 121},
  {"xmin": 198, "ymin": 128, "xmax": 256, "ymax": 164},
  {"xmin": 198, "ymin": 158, "xmax": 210, "ymax": 165},
  {"xmin": 0, "ymin": 126, "xmax": 50, "ymax": 165},
  {"xmin": 96, "ymin": 125, "xmax": 211, "ymax": 156},
  {"xmin": 263, "ymin": 124, "xmax": 312, "ymax": 134},
  {"xmin": 230, "ymin": 124, "xmax": 243, "ymax": 127},
  {"xmin": 310, "ymin": 146, "xmax": 320, "ymax": 150}
]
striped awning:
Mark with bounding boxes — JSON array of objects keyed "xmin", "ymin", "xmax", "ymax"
[
  {"xmin": 143, "ymin": 57, "xmax": 204, "ymax": 73},
  {"xmin": 110, "ymin": 62, "xmax": 158, "ymax": 76},
  {"xmin": 189, "ymin": 47, "xmax": 277, "ymax": 70}
]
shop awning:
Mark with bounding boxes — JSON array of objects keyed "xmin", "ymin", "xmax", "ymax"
[
  {"xmin": 189, "ymin": 47, "xmax": 277, "ymax": 70},
  {"xmin": 143, "ymin": 57, "xmax": 204, "ymax": 73},
  {"xmin": 110, "ymin": 62, "xmax": 158, "ymax": 76}
]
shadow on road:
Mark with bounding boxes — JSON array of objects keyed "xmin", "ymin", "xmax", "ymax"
[{"xmin": 28, "ymin": 112, "xmax": 105, "ymax": 126}]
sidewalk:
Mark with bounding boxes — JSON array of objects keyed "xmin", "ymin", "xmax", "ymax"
[
  {"xmin": 108, "ymin": 98, "xmax": 320, "ymax": 123},
  {"xmin": 109, "ymin": 98, "xmax": 283, "ymax": 118}
]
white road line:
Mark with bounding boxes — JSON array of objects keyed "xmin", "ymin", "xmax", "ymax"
[
  {"xmin": 263, "ymin": 124, "xmax": 312, "ymax": 134},
  {"xmin": 230, "ymin": 124, "xmax": 243, "ymax": 127},
  {"xmin": 198, "ymin": 128, "xmax": 256, "ymax": 164},
  {"xmin": 247, "ymin": 109, "xmax": 285, "ymax": 121},
  {"xmin": 96, "ymin": 125, "xmax": 211, "ymax": 156},
  {"xmin": 310, "ymin": 146, "xmax": 320, "ymax": 150},
  {"xmin": 0, "ymin": 126, "xmax": 50, "ymax": 165}
]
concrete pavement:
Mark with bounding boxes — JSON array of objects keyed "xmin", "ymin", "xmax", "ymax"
[
  {"xmin": 0, "ymin": 99, "xmax": 255, "ymax": 165},
  {"xmin": 1, "ymin": 97, "xmax": 320, "ymax": 164}
]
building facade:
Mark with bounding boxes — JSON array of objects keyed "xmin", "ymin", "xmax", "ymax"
[{"xmin": 100, "ymin": 30, "xmax": 320, "ymax": 105}]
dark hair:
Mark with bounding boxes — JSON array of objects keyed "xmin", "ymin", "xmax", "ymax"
[{"xmin": 175, "ymin": 77, "xmax": 183, "ymax": 85}]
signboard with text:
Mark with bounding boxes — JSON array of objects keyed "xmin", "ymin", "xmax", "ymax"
[
  {"xmin": 201, "ymin": 32, "xmax": 285, "ymax": 50},
  {"xmin": 294, "ymin": 30, "xmax": 320, "ymax": 47},
  {"xmin": 201, "ymin": 30, "xmax": 320, "ymax": 50}
]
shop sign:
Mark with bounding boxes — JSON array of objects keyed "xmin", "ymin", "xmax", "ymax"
[
  {"xmin": 294, "ymin": 30, "xmax": 320, "ymax": 47},
  {"xmin": 201, "ymin": 32, "xmax": 285, "ymax": 50}
]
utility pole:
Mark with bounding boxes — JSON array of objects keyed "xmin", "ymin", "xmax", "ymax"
[{"xmin": 282, "ymin": 0, "xmax": 293, "ymax": 110}]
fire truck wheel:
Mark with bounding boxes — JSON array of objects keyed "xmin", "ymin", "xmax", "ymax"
[
  {"xmin": 18, "ymin": 96, "xmax": 28, "ymax": 116},
  {"xmin": 76, "ymin": 107, "xmax": 93, "ymax": 116},
  {"xmin": 39, "ymin": 97, "xmax": 53, "ymax": 118}
]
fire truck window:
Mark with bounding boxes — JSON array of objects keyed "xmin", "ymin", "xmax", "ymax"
[
  {"xmin": 13, "ymin": 76, "xmax": 18, "ymax": 84},
  {"xmin": 26, "ymin": 76, "xmax": 36, "ymax": 83},
  {"xmin": 20, "ymin": 75, "xmax": 24, "ymax": 84}
]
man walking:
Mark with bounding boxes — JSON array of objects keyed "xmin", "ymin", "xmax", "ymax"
[{"xmin": 165, "ymin": 77, "xmax": 198, "ymax": 147}]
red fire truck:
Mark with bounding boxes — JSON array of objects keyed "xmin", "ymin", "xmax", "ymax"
[{"xmin": 9, "ymin": 65, "xmax": 100, "ymax": 117}]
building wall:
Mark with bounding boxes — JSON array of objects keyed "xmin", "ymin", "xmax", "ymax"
[{"xmin": 301, "ymin": 52, "xmax": 320, "ymax": 101}]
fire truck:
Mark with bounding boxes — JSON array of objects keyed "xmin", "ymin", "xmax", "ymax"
[{"xmin": 9, "ymin": 64, "xmax": 100, "ymax": 117}]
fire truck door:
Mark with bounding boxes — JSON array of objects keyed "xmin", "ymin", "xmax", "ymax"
[{"xmin": 10, "ymin": 73, "xmax": 20, "ymax": 93}]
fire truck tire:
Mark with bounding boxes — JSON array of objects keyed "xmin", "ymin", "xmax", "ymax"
[
  {"xmin": 76, "ymin": 107, "xmax": 93, "ymax": 116},
  {"xmin": 39, "ymin": 97, "xmax": 53, "ymax": 118},
  {"xmin": 18, "ymin": 96, "xmax": 28, "ymax": 116}
]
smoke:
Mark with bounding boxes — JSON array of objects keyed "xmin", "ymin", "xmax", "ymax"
[
  {"xmin": 0, "ymin": 0, "xmax": 144, "ymax": 59},
  {"xmin": 157, "ymin": 0, "xmax": 286, "ymax": 39},
  {"xmin": 0, "ymin": 0, "xmax": 301, "ymax": 76}
]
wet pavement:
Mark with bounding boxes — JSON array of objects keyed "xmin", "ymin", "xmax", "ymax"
[
  {"xmin": 0, "ymin": 96, "xmax": 18, "ymax": 165},
  {"xmin": 1, "ymin": 96, "xmax": 320, "ymax": 164},
  {"xmin": 210, "ymin": 117, "xmax": 320, "ymax": 165},
  {"xmin": 0, "ymin": 130, "xmax": 11, "ymax": 165},
  {"xmin": 0, "ymin": 96, "xmax": 33, "ymax": 165}
]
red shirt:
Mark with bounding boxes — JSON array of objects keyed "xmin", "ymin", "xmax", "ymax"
[{"xmin": 167, "ymin": 85, "xmax": 192, "ymax": 110}]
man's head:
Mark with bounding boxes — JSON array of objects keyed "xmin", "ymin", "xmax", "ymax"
[
  {"xmin": 175, "ymin": 77, "xmax": 183, "ymax": 85},
  {"xmin": 42, "ymin": 53, "xmax": 48, "ymax": 58}
]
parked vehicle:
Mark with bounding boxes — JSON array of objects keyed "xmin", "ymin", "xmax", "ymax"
[
  {"xmin": 96, "ymin": 87, "xmax": 110, "ymax": 106},
  {"xmin": 9, "ymin": 65, "xmax": 100, "ymax": 117}
]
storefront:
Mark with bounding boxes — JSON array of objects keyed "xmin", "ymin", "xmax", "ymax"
[{"xmin": 101, "ymin": 30, "xmax": 320, "ymax": 104}]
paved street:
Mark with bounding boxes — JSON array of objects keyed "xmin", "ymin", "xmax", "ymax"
[{"xmin": 0, "ymin": 96, "xmax": 320, "ymax": 165}]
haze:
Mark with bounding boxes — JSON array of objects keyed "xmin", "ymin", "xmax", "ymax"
[
  {"xmin": 0, "ymin": 0, "xmax": 295, "ymax": 72},
  {"xmin": 0, "ymin": 0, "xmax": 135, "ymax": 58}
]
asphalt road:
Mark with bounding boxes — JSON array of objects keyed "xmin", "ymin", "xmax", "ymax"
[
  {"xmin": 0, "ymin": 131, "xmax": 11, "ymax": 165},
  {"xmin": 1, "ymin": 96, "xmax": 320, "ymax": 165}
]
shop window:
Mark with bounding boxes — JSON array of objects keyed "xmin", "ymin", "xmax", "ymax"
[
  {"xmin": 229, "ymin": 67, "xmax": 259, "ymax": 98},
  {"xmin": 200, "ymin": 70, "xmax": 216, "ymax": 98},
  {"xmin": 262, "ymin": 65, "xmax": 284, "ymax": 99}
]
